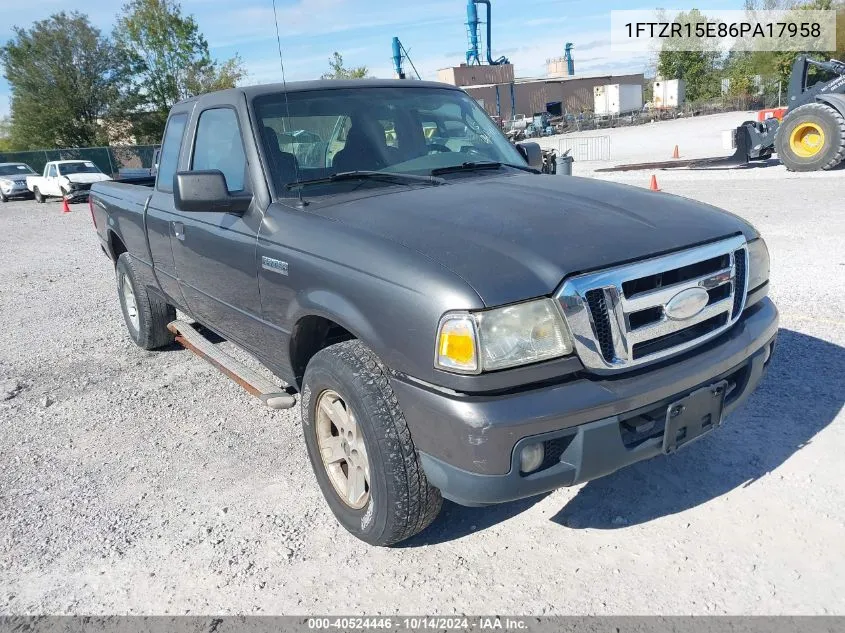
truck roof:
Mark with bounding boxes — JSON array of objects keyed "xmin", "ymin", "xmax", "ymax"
[{"xmin": 175, "ymin": 78, "xmax": 461, "ymax": 106}]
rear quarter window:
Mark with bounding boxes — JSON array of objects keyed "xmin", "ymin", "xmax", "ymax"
[{"xmin": 157, "ymin": 113, "xmax": 188, "ymax": 193}]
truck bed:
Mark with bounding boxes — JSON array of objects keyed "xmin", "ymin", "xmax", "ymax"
[{"xmin": 90, "ymin": 180, "xmax": 156, "ymax": 257}]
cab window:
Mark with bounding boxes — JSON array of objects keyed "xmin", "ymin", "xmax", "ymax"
[
  {"xmin": 157, "ymin": 113, "xmax": 188, "ymax": 193},
  {"xmin": 47, "ymin": 165, "xmax": 57, "ymax": 177},
  {"xmin": 192, "ymin": 108, "xmax": 248, "ymax": 192}
]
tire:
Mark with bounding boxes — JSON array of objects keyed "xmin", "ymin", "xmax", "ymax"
[
  {"xmin": 301, "ymin": 340, "xmax": 442, "ymax": 546},
  {"xmin": 775, "ymin": 103, "xmax": 845, "ymax": 172},
  {"xmin": 115, "ymin": 253, "xmax": 175, "ymax": 350},
  {"xmin": 0, "ymin": 192, "xmax": 7, "ymax": 203},
  {"xmin": 33, "ymin": 187, "xmax": 44, "ymax": 203}
]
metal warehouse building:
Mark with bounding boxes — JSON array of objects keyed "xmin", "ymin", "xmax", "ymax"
[{"xmin": 438, "ymin": 63, "xmax": 645, "ymax": 119}]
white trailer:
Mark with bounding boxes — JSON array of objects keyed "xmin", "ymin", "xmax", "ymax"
[
  {"xmin": 652, "ymin": 79, "xmax": 686, "ymax": 109},
  {"xmin": 593, "ymin": 84, "xmax": 643, "ymax": 116}
]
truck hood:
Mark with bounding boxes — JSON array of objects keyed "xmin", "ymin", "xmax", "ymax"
[
  {"xmin": 311, "ymin": 173, "xmax": 755, "ymax": 306},
  {"xmin": 64, "ymin": 173, "xmax": 111, "ymax": 184}
]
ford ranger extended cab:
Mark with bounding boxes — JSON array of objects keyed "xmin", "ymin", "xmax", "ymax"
[{"xmin": 90, "ymin": 80, "xmax": 778, "ymax": 546}]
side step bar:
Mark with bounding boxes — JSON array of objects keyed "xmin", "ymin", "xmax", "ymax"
[{"xmin": 167, "ymin": 320, "xmax": 296, "ymax": 410}]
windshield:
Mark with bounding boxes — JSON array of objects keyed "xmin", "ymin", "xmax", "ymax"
[
  {"xmin": 254, "ymin": 87, "xmax": 526, "ymax": 197},
  {"xmin": 0, "ymin": 164, "xmax": 35, "ymax": 176},
  {"xmin": 59, "ymin": 161, "xmax": 103, "ymax": 175}
]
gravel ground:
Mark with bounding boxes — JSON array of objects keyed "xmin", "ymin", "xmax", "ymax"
[
  {"xmin": 1, "ymin": 154, "xmax": 844, "ymax": 615},
  {"xmin": 538, "ymin": 111, "xmax": 757, "ymax": 167}
]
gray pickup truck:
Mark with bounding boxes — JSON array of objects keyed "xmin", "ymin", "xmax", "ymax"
[{"xmin": 90, "ymin": 79, "xmax": 778, "ymax": 546}]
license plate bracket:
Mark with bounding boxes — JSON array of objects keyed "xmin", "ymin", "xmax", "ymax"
[{"xmin": 662, "ymin": 380, "xmax": 728, "ymax": 454}]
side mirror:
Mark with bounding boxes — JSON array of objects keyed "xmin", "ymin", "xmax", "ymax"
[
  {"xmin": 516, "ymin": 142, "xmax": 543, "ymax": 170},
  {"xmin": 173, "ymin": 170, "xmax": 251, "ymax": 213}
]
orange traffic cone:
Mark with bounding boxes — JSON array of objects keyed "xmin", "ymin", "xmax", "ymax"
[
  {"xmin": 61, "ymin": 197, "xmax": 71, "ymax": 213},
  {"xmin": 649, "ymin": 174, "xmax": 660, "ymax": 191},
  {"xmin": 672, "ymin": 145, "xmax": 680, "ymax": 159}
]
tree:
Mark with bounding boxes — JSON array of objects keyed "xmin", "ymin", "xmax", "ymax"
[
  {"xmin": 0, "ymin": 12, "xmax": 130, "ymax": 149},
  {"xmin": 0, "ymin": 117, "xmax": 14, "ymax": 152},
  {"xmin": 321, "ymin": 52, "xmax": 369, "ymax": 80},
  {"xmin": 656, "ymin": 9, "xmax": 723, "ymax": 102},
  {"xmin": 724, "ymin": 0, "xmax": 845, "ymax": 103},
  {"xmin": 115, "ymin": 0, "xmax": 246, "ymax": 142}
]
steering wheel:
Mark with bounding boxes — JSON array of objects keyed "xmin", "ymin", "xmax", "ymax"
[
  {"xmin": 426, "ymin": 144, "xmax": 452, "ymax": 155},
  {"xmin": 460, "ymin": 146, "xmax": 485, "ymax": 158}
]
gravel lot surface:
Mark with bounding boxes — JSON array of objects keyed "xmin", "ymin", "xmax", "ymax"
[
  {"xmin": 538, "ymin": 111, "xmax": 756, "ymax": 167},
  {"xmin": 1, "ymin": 148, "xmax": 844, "ymax": 615}
]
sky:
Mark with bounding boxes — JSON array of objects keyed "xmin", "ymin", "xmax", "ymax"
[{"xmin": 0, "ymin": 0, "xmax": 745, "ymax": 118}]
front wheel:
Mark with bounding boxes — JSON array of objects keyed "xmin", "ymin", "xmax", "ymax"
[
  {"xmin": 775, "ymin": 103, "xmax": 845, "ymax": 172},
  {"xmin": 301, "ymin": 340, "xmax": 442, "ymax": 546},
  {"xmin": 0, "ymin": 192, "xmax": 7, "ymax": 203},
  {"xmin": 33, "ymin": 188, "xmax": 44, "ymax": 203}
]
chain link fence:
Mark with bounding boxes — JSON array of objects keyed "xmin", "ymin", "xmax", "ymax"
[
  {"xmin": 556, "ymin": 91, "xmax": 787, "ymax": 135},
  {"xmin": 0, "ymin": 145, "xmax": 159, "ymax": 177}
]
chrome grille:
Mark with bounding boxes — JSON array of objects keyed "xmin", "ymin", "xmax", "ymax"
[{"xmin": 556, "ymin": 235, "xmax": 748, "ymax": 372}]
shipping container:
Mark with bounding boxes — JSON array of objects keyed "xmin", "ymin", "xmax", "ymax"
[{"xmin": 593, "ymin": 83, "xmax": 643, "ymax": 115}]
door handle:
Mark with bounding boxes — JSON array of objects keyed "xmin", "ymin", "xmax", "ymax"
[{"xmin": 172, "ymin": 221, "xmax": 185, "ymax": 241}]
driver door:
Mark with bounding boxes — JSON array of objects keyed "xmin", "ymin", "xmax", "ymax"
[
  {"xmin": 169, "ymin": 105, "xmax": 266, "ymax": 351},
  {"xmin": 44, "ymin": 164, "xmax": 61, "ymax": 196}
]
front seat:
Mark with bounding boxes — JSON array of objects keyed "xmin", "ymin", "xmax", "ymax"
[
  {"xmin": 263, "ymin": 126, "xmax": 300, "ymax": 189},
  {"xmin": 332, "ymin": 122, "xmax": 389, "ymax": 172},
  {"xmin": 216, "ymin": 130, "xmax": 248, "ymax": 191}
]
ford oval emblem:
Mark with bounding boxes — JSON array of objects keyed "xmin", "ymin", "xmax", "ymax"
[{"xmin": 664, "ymin": 287, "xmax": 710, "ymax": 321}]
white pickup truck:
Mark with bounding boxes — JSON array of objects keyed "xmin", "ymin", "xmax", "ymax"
[{"xmin": 26, "ymin": 160, "xmax": 111, "ymax": 203}]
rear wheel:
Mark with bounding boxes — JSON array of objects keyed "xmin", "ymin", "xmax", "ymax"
[
  {"xmin": 33, "ymin": 187, "xmax": 44, "ymax": 203},
  {"xmin": 115, "ymin": 253, "xmax": 175, "ymax": 350},
  {"xmin": 301, "ymin": 340, "xmax": 442, "ymax": 546},
  {"xmin": 775, "ymin": 102, "xmax": 845, "ymax": 172}
]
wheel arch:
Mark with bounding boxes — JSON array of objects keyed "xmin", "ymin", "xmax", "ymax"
[
  {"xmin": 287, "ymin": 289, "xmax": 393, "ymax": 389},
  {"xmin": 107, "ymin": 229, "xmax": 128, "ymax": 264}
]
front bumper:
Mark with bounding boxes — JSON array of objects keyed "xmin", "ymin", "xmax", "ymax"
[
  {"xmin": 392, "ymin": 298, "xmax": 778, "ymax": 506},
  {"xmin": 65, "ymin": 189, "xmax": 91, "ymax": 202},
  {"xmin": 1, "ymin": 185, "xmax": 33, "ymax": 199}
]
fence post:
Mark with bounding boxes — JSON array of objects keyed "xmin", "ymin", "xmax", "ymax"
[{"xmin": 106, "ymin": 149, "xmax": 116, "ymax": 178}]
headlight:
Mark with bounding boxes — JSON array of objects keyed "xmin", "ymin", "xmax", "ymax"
[
  {"xmin": 435, "ymin": 298, "xmax": 573, "ymax": 374},
  {"xmin": 0, "ymin": 179, "xmax": 12, "ymax": 190},
  {"xmin": 746, "ymin": 238, "xmax": 770, "ymax": 293}
]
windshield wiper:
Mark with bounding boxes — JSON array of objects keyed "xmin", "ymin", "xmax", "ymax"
[
  {"xmin": 430, "ymin": 161, "xmax": 502, "ymax": 175},
  {"xmin": 286, "ymin": 171, "xmax": 445, "ymax": 190},
  {"xmin": 430, "ymin": 161, "xmax": 541, "ymax": 176}
]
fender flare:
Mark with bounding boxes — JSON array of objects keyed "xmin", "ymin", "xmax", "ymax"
[
  {"xmin": 287, "ymin": 289, "xmax": 390, "ymax": 372},
  {"xmin": 816, "ymin": 93, "xmax": 845, "ymax": 119}
]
